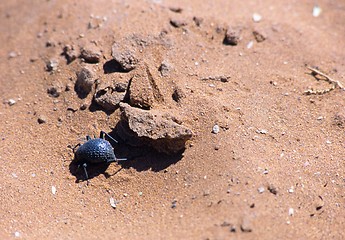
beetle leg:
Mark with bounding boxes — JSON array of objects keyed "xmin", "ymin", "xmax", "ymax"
[
  {"xmin": 82, "ymin": 163, "xmax": 90, "ymax": 182},
  {"xmin": 86, "ymin": 136, "xmax": 92, "ymax": 141},
  {"xmin": 71, "ymin": 143, "xmax": 81, "ymax": 153},
  {"xmin": 100, "ymin": 131, "xmax": 119, "ymax": 144}
]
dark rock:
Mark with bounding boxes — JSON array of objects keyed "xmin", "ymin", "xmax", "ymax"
[
  {"xmin": 170, "ymin": 19, "xmax": 187, "ymax": 28},
  {"xmin": 75, "ymin": 67, "xmax": 96, "ymax": 98},
  {"xmin": 94, "ymin": 87, "xmax": 125, "ymax": 112},
  {"xmin": 119, "ymin": 103, "xmax": 193, "ymax": 154},
  {"xmin": 47, "ymin": 86, "xmax": 61, "ymax": 98},
  {"xmin": 193, "ymin": 16, "xmax": 203, "ymax": 27},
  {"xmin": 37, "ymin": 115, "xmax": 47, "ymax": 124},
  {"xmin": 169, "ymin": 7, "xmax": 183, "ymax": 13},
  {"xmin": 223, "ymin": 27, "xmax": 241, "ymax": 46},
  {"xmin": 80, "ymin": 45, "xmax": 102, "ymax": 63},
  {"xmin": 111, "ymin": 43, "xmax": 138, "ymax": 71},
  {"xmin": 62, "ymin": 45, "xmax": 78, "ymax": 64},
  {"xmin": 46, "ymin": 59, "xmax": 58, "ymax": 72},
  {"xmin": 172, "ymin": 87, "xmax": 185, "ymax": 102},
  {"xmin": 268, "ymin": 184, "xmax": 278, "ymax": 195},
  {"xmin": 333, "ymin": 111, "xmax": 345, "ymax": 128},
  {"xmin": 253, "ymin": 30, "xmax": 267, "ymax": 42},
  {"xmin": 158, "ymin": 61, "xmax": 172, "ymax": 77}
]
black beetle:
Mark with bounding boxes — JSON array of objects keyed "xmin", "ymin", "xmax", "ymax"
[{"xmin": 74, "ymin": 131, "xmax": 127, "ymax": 182}]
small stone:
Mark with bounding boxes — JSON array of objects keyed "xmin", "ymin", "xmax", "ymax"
[
  {"xmin": 111, "ymin": 43, "xmax": 138, "ymax": 71},
  {"xmin": 80, "ymin": 45, "xmax": 102, "ymax": 63},
  {"xmin": 75, "ymin": 67, "xmax": 96, "ymax": 97},
  {"xmin": 212, "ymin": 124, "xmax": 220, "ymax": 134},
  {"xmin": 80, "ymin": 103, "xmax": 88, "ymax": 110},
  {"xmin": 247, "ymin": 41, "xmax": 254, "ymax": 49},
  {"xmin": 252, "ymin": 13, "xmax": 262, "ymax": 22},
  {"xmin": 94, "ymin": 87, "xmax": 125, "ymax": 112},
  {"xmin": 159, "ymin": 61, "xmax": 172, "ymax": 77},
  {"xmin": 312, "ymin": 5, "xmax": 322, "ymax": 17},
  {"xmin": 8, "ymin": 99, "xmax": 16, "ymax": 106},
  {"xmin": 115, "ymin": 82, "xmax": 128, "ymax": 92},
  {"xmin": 14, "ymin": 231, "xmax": 20, "ymax": 238},
  {"xmin": 256, "ymin": 129, "xmax": 268, "ymax": 134},
  {"xmin": 223, "ymin": 27, "xmax": 241, "ymax": 46},
  {"xmin": 62, "ymin": 45, "xmax": 78, "ymax": 64},
  {"xmin": 268, "ymin": 184, "xmax": 278, "ymax": 195},
  {"xmin": 240, "ymin": 218, "xmax": 253, "ymax": 232},
  {"xmin": 253, "ymin": 30, "xmax": 267, "ymax": 42},
  {"xmin": 171, "ymin": 200, "xmax": 177, "ymax": 208},
  {"xmin": 258, "ymin": 186, "xmax": 265, "ymax": 193},
  {"xmin": 109, "ymin": 197, "xmax": 117, "ymax": 209},
  {"xmin": 38, "ymin": 115, "xmax": 47, "ymax": 124},
  {"xmin": 8, "ymin": 51, "xmax": 18, "ymax": 58},
  {"xmin": 47, "ymin": 85, "xmax": 62, "ymax": 98},
  {"xmin": 193, "ymin": 16, "xmax": 203, "ymax": 27},
  {"xmin": 138, "ymin": 192, "xmax": 143, "ymax": 196},
  {"xmin": 51, "ymin": 186, "xmax": 57, "ymax": 195},
  {"xmin": 172, "ymin": 87, "xmax": 185, "ymax": 102},
  {"xmin": 46, "ymin": 59, "xmax": 59, "ymax": 72},
  {"xmin": 170, "ymin": 19, "xmax": 187, "ymax": 28},
  {"xmin": 288, "ymin": 187, "xmax": 294, "ymax": 193},
  {"xmin": 288, "ymin": 207, "xmax": 294, "ymax": 216}
]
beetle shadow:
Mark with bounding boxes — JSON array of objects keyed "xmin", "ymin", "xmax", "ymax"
[
  {"xmin": 108, "ymin": 129, "xmax": 184, "ymax": 172},
  {"xmin": 69, "ymin": 159, "xmax": 113, "ymax": 183}
]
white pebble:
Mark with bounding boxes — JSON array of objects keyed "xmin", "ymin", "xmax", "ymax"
[
  {"xmin": 51, "ymin": 186, "xmax": 57, "ymax": 195},
  {"xmin": 109, "ymin": 197, "xmax": 117, "ymax": 208},
  {"xmin": 14, "ymin": 231, "xmax": 20, "ymax": 237},
  {"xmin": 252, "ymin": 13, "xmax": 262, "ymax": 22},
  {"xmin": 258, "ymin": 186, "xmax": 265, "ymax": 193},
  {"xmin": 288, "ymin": 187, "xmax": 294, "ymax": 193},
  {"xmin": 312, "ymin": 5, "xmax": 322, "ymax": 17},
  {"xmin": 8, "ymin": 99, "xmax": 16, "ymax": 106},
  {"xmin": 247, "ymin": 41, "xmax": 254, "ymax": 49},
  {"xmin": 212, "ymin": 124, "xmax": 220, "ymax": 134},
  {"xmin": 288, "ymin": 207, "xmax": 294, "ymax": 216}
]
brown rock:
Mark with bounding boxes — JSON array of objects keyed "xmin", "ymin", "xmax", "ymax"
[
  {"xmin": 75, "ymin": 66, "xmax": 96, "ymax": 98},
  {"xmin": 223, "ymin": 27, "xmax": 241, "ymax": 46},
  {"xmin": 119, "ymin": 103, "xmax": 193, "ymax": 154},
  {"xmin": 253, "ymin": 30, "xmax": 267, "ymax": 42},
  {"xmin": 80, "ymin": 45, "xmax": 102, "ymax": 63},
  {"xmin": 94, "ymin": 87, "xmax": 126, "ymax": 112},
  {"xmin": 111, "ymin": 43, "xmax": 138, "ymax": 71}
]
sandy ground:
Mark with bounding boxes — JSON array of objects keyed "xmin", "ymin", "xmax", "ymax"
[{"xmin": 1, "ymin": 0, "xmax": 345, "ymax": 239}]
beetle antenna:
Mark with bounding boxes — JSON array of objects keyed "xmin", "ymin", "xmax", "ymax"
[{"xmin": 100, "ymin": 131, "xmax": 119, "ymax": 144}]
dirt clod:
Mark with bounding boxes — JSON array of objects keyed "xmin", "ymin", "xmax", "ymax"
[
  {"xmin": 75, "ymin": 66, "xmax": 96, "ymax": 98},
  {"xmin": 119, "ymin": 103, "xmax": 193, "ymax": 154},
  {"xmin": 253, "ymin": 30, "xmax": 267, "ymax": 42},
  {"xmin": 62, "ymin": 45, "xmax": 78, "ymax": 64},
  {"xmin": 111, "ymin": 43, "xmax": 138, "ymax": 71},
  {"xmin": 80, "ymin": 45, "xmax": 102, "ymax": 63},
  {"xmin": 94, "ymin": 87, "xmax": 125, "ymax": 112},
  {"xmin": 223, "ymin": 27, "xmax": 241, "ymax": 46},
  {"xmin": 172, "ymin": 87, "xmax": 185, "ymax": 102}
]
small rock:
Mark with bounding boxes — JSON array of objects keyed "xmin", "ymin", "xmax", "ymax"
[
  {"xmin": 75, "ymin": 67, "xmax": 96, "ymax": 97},
  {"xmin": 109, "ymin": 197, "xmax": 117, "ymax": 209},
  {"xmin": 46, "ymin": 59, "xmax": 59, "ymax": 72},
  {"xmin": 47, "ymin": 84, "xmax": 62, "ymax": 98},
  {"xmin": 247, "ymin": 41, "xmax": 254, "ymax": 49},
  {"xmin": 14, "ymin": 231, "xmax": 20, "ymax": 238},
  {"xmin": 51, "ymin": 186, "xmax": 57, "ymax": 195},
  {"xmin": 212, "ymin": 124, "xmax": 220, "ymax": 134},
  {"xmin": 253, "ymin": 30, "xmax": 267, "ymax": 42},
  {"xmin": 268, "ymin": 184, "xmax": 278, "ymax": 195},
  {"xmin": 257, "ymin": 186, "xmax": 265, "ymax": 193},
  {"xmin": 252, "ymin": 13, "xmax": 262, "ymax": 22},
  {"xmin": 80, "ymin": 45, "xmax": 102, "ymax": 63},
  {"xmin": 94, "ymin": 87, "xmax": 125, "ymax": 112},
  {"xmin": 288, "ymin": 207, "xmax": 294, "ymax": 216},
  {"xmin": 240, "ymin": 217, "xmax": 253, "ymax": 232},
  {"xmin": 128, "ymin": 66, "xmax": 155, "ymax": 109},
  {"xmin": 8, "ymin": 51, "xmax": 18, "ymax": 58},
  {"xmin": 171, "ymin": 200, "xmax": 177, "ymax": 208},
  {"xmin": 119, "ymin": 103, "xmax": 193, "ymax": 154},
  {"xmin": 193, "ymin": 16, "xmax": 203, "ymax": 27},
  {"xmin": 7, "ymin": 99, "xmax": 16, "ymax": 106},
  {"xmin": 38, "ymin": 115, "xmax": 47, "ymax": 124},
  {"xmin": 159, "ymin": 60, "xmax": 172, "ymax": 77},
  {"xmin": 223, "ymin": 27, "xmax": 241, "ymax": 46},
  {"xmin": 170, "ymin": 19, "xmax": 187, "ymax": 28},
  {"xmin": 62, "ymin": 45, "xmax": 78, "ymax": 63},
  {"xmin": 111, "ymin": 42, "xmax": 138, "ymax": 71},
  {"xmin": 333, "ymin": 112, "xmax": 345, "ymax": 128},
  {"xmin": 169, "ymin": 7, "xmax": 183, "ymax": 13},
  {"xmin": 115, "ymin": 82, "xmax": 128, "ymax": 92},
  {"xmin": 80, "ymin": 103, "xmax": 88, "ymax": 110},
  {"xmin": 172, "ymin": 87, "xmax": 185, "ymax": 102},
  {"xmin": 312, "ymin": 5, "xmax": 322, "ymax": 17}
]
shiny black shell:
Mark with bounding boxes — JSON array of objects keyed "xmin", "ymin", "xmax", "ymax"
[{"xmin": 75, "ymin": 138, "xmax": 116, "ymax": 163}]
